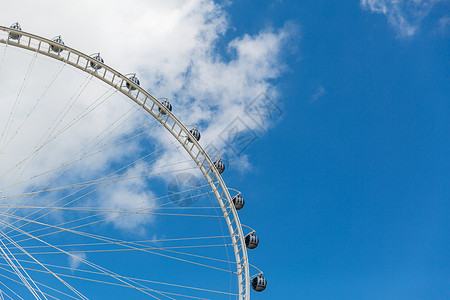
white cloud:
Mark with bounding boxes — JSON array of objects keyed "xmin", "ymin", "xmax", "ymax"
[
  {"xmin": 96, "ymin": 168, "xmax": 157, "ymax": 233},
  {"xmin": 361, "ymin": 0, "xmax": 443, "ymax": 37},
  {"xmin": 68, "ymin": 252, "xmax": 86, "ymax": 271},
  {"xmin": 0, "ymin": 0, "xmax": 296, "ymax": 230}
]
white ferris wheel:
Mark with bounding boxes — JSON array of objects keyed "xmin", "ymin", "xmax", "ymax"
[{"xmin": 0, "ymin": 23, "xmax": 267, "ymax": 299}]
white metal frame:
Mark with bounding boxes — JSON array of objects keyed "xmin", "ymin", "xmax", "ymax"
[{"xmin": 0, "ymin": 25, "xmax": 251, "ymax": 299}]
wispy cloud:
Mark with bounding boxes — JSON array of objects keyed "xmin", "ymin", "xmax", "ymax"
[
  {"xmin": 436, "ymin": 15, "xmax": 450, "ymax": 34},
  {"xmin": 68, "ymin": 252, "xmax": 86, "ymax": 272},
  {"xmin": 361, "ymin": 0, "xmax": 443, "ymax": 37},
  {"xmin": 311, "ymin": 86, "xmax": 326, "ymax": 103}
]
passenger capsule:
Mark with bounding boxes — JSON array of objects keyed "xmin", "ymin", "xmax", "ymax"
[
  {"xmin": 232, "ymin": 194, "xmax": 245, "ymax": 210},
  {"xmin": 213, "ymin": 159, "xmax": 225, "ymax": 174},
  {"xmin": 50, "ymin": 36, "xmax": 64, "ymax": 53},
  {"xmin": 245, "ymin": 232, "xmax": 259, "ymax": 249},
  {"xmin": 126, "ymin": 75, "xmax": 140, "ymax": 90},
  {"xmin": 251, "ymin": 274, "xmax": 267, "ymax": 292},
  {"xmin": 9, "ymin": 22, "xmax": 22, "ymax": 40},
  {"xmin": 90, "ymin": 54, "xmax": 104, "ymax": 70},
  {"xmin": 158, "ymin": 100, "xmax": 172, "ymax": 115},
  {"xmin": 188, "ymin": 128, "xmax": 201, "ymax": 143}
]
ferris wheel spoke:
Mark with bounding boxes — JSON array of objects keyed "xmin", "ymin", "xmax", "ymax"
[
  {"xmin": 0, "ymin": 213, "xmax": 235, "ymax": 275},
  {"xmin": 41, "ymin": 75, "xmax": 95, "ymax": 147},
  {"xmin": 0, "ymin": 42, "xmax": 8, "ymax": 73},
  {"xmin": 0, "ymin": 270, "xmax": 27, "ymax": 300},
  {"xmin": 0, "ymin": 73, "xmax": 128, "ymax": 188},
  {"xmin": 2, "ymin": 205, "xmax": 222, "ymax": 218},
  {"xmin": 5, "ymin": 61, "xmax": 89, "ymax": 160},
  {"xmin": 3, "ymin": 195, "xmax": 218, "ymax": 247},
  {"xmin": 0, "ymin": 121, "xmax": 176, "ymax": 199},
  {"xmin": 4, "ymin": 206, "xmax": 224, "ymax": 250},
  {"xmin": 0, "ymin": 252, "xmax": 39, "ymax": 299},
  {"xmin": 6, "ymin": 252, "xmax": 238, "ymax": 298},
  {"xmin": 0, "ymin": 51, "xmax": 38, "ymax": 153},
  {"xmin": 0, "ymin": 265, "xmax": 85, "ymax": 300},
  {"xmin": 7, "ymin": 233, "xmax": 236, "ymax": 269},
  {"xmin": 3, "ymin": 162, "xmax": 200, "ymax": 235},
  {"xmin": 0, "ymin": 219, "xmax": 169, "ymax": 299},
  {"xmin": 2, "ymin": 168, "xmax": 200, "ymax": 205},
  {"xmin": 0, "ymin": 234, "xmax": 48, "ymax": 299},
  {"xmin": 0, "ymin": 199, "xmax": 236, "ymax": 298},
  {"xmin": 0, "ymin": 229, "xmax": 87, "ymax": 300},
  {"xmin": 1, "ymin": 140, "xmax": 187, "ymax": 234},
  {"xmin": 5, "ymin": 81, "xmax": 115, "ymax": 186},
  {"xmin": 1, "ymin": 181, "xmax": 211, "ymax": 221},
  {"xmin": 1, "ymin": 262, "xmax": 214, "ymax": 300},
  {"xmin": 78, "ymin": 108, "xmax": 157, "ymax": 160},
  {"xmin": 38, "ymin": 85, "xmax": 118, "ymax": 151},
  {"xmin": 8, "ymin": 243, "xmax": 231, "ymax": 257},
  {"xmin": 32, "ymin": 69, "xmax": 94, "ymax": 149},
  {"xmin": 5, "ymin": 234, "xmax": 231, "ymax": 252},
  {"xmin": 1, "ymin": 156, "xmax": 191, "ymax": 204},
  {"xmin": 1, "ymin": 91, "xmax": 180, "ymax": 213},
  {"xmin": 0, "ymin": 193, "xmax": 227, "ymax": 258},
  {"xmin": 0, "ymin": 62, "xmax": 68, "ymax": 186},
  {"xmin": 2, "ymin": 183, "xmax": 215, "ymax": 250},
  {"xmin": 1, "ymin": 61, "xmax": 67, "ymax": 158}
]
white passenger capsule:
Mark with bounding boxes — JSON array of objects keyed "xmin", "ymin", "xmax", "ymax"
[
  {"xmin": 9, "ymin": 22, "xmax": 22, "ymax": 40},
  {"xmin": 90, "ymin": 54, "xmax": 104, "ymax": 70},
  {"xmin": 50, "ymin": 36, "xmax": 65, "ymax": 53},
  {"xmin": 213, "ymin": 159, "xmax": 225, "ymax": 174},
  {"xmin": 251, "ymin": 274, "xmax": 267, "ymax": 292},
  {"xmin": 126, "ymin": 75, "xmax": 140, "ymax": 90},
  {"xmin": 245, "ymin": 232, "xmax": 259, "ymax": 249},
  {"xmin": 232, "ymin": 194, "xmax": 245, "ymax": 210},
  {"xmin": 158, "ymin": 100, "xmax": 172, "ymax": 115},
  {"xmin": 188, "ymin": 128, "xmax": 201, "ymax": 143}
]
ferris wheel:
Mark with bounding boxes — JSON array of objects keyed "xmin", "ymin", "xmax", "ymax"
[{"xmin": 0, "ymin": 23, "xmax": 267, "ymax": 299}]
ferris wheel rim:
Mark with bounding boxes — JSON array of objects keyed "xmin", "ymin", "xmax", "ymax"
[{"xmin": 0, "ymin": 25, "xmax": 252, "ymax": 298}]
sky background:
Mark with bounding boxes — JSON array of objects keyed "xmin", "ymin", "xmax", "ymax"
[
  {"xmin": 238, "ymin": 1, "xmax": 449, "ymax": 299},
  {"xmin": 223, "ymin": 1, "xmax": 450, "ymax": 299},
  {"xmin": 1, "ymin": 0, "xmax": 449, "ymax": 299}
]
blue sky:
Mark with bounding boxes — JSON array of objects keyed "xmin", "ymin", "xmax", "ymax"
[
  {"xmin": 223, "ymin": 1, "xmax": 449, "ymax": 299},
  {"xmin": 0, "ymin": 0, "xmax": 449, "ymax": 299}
]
